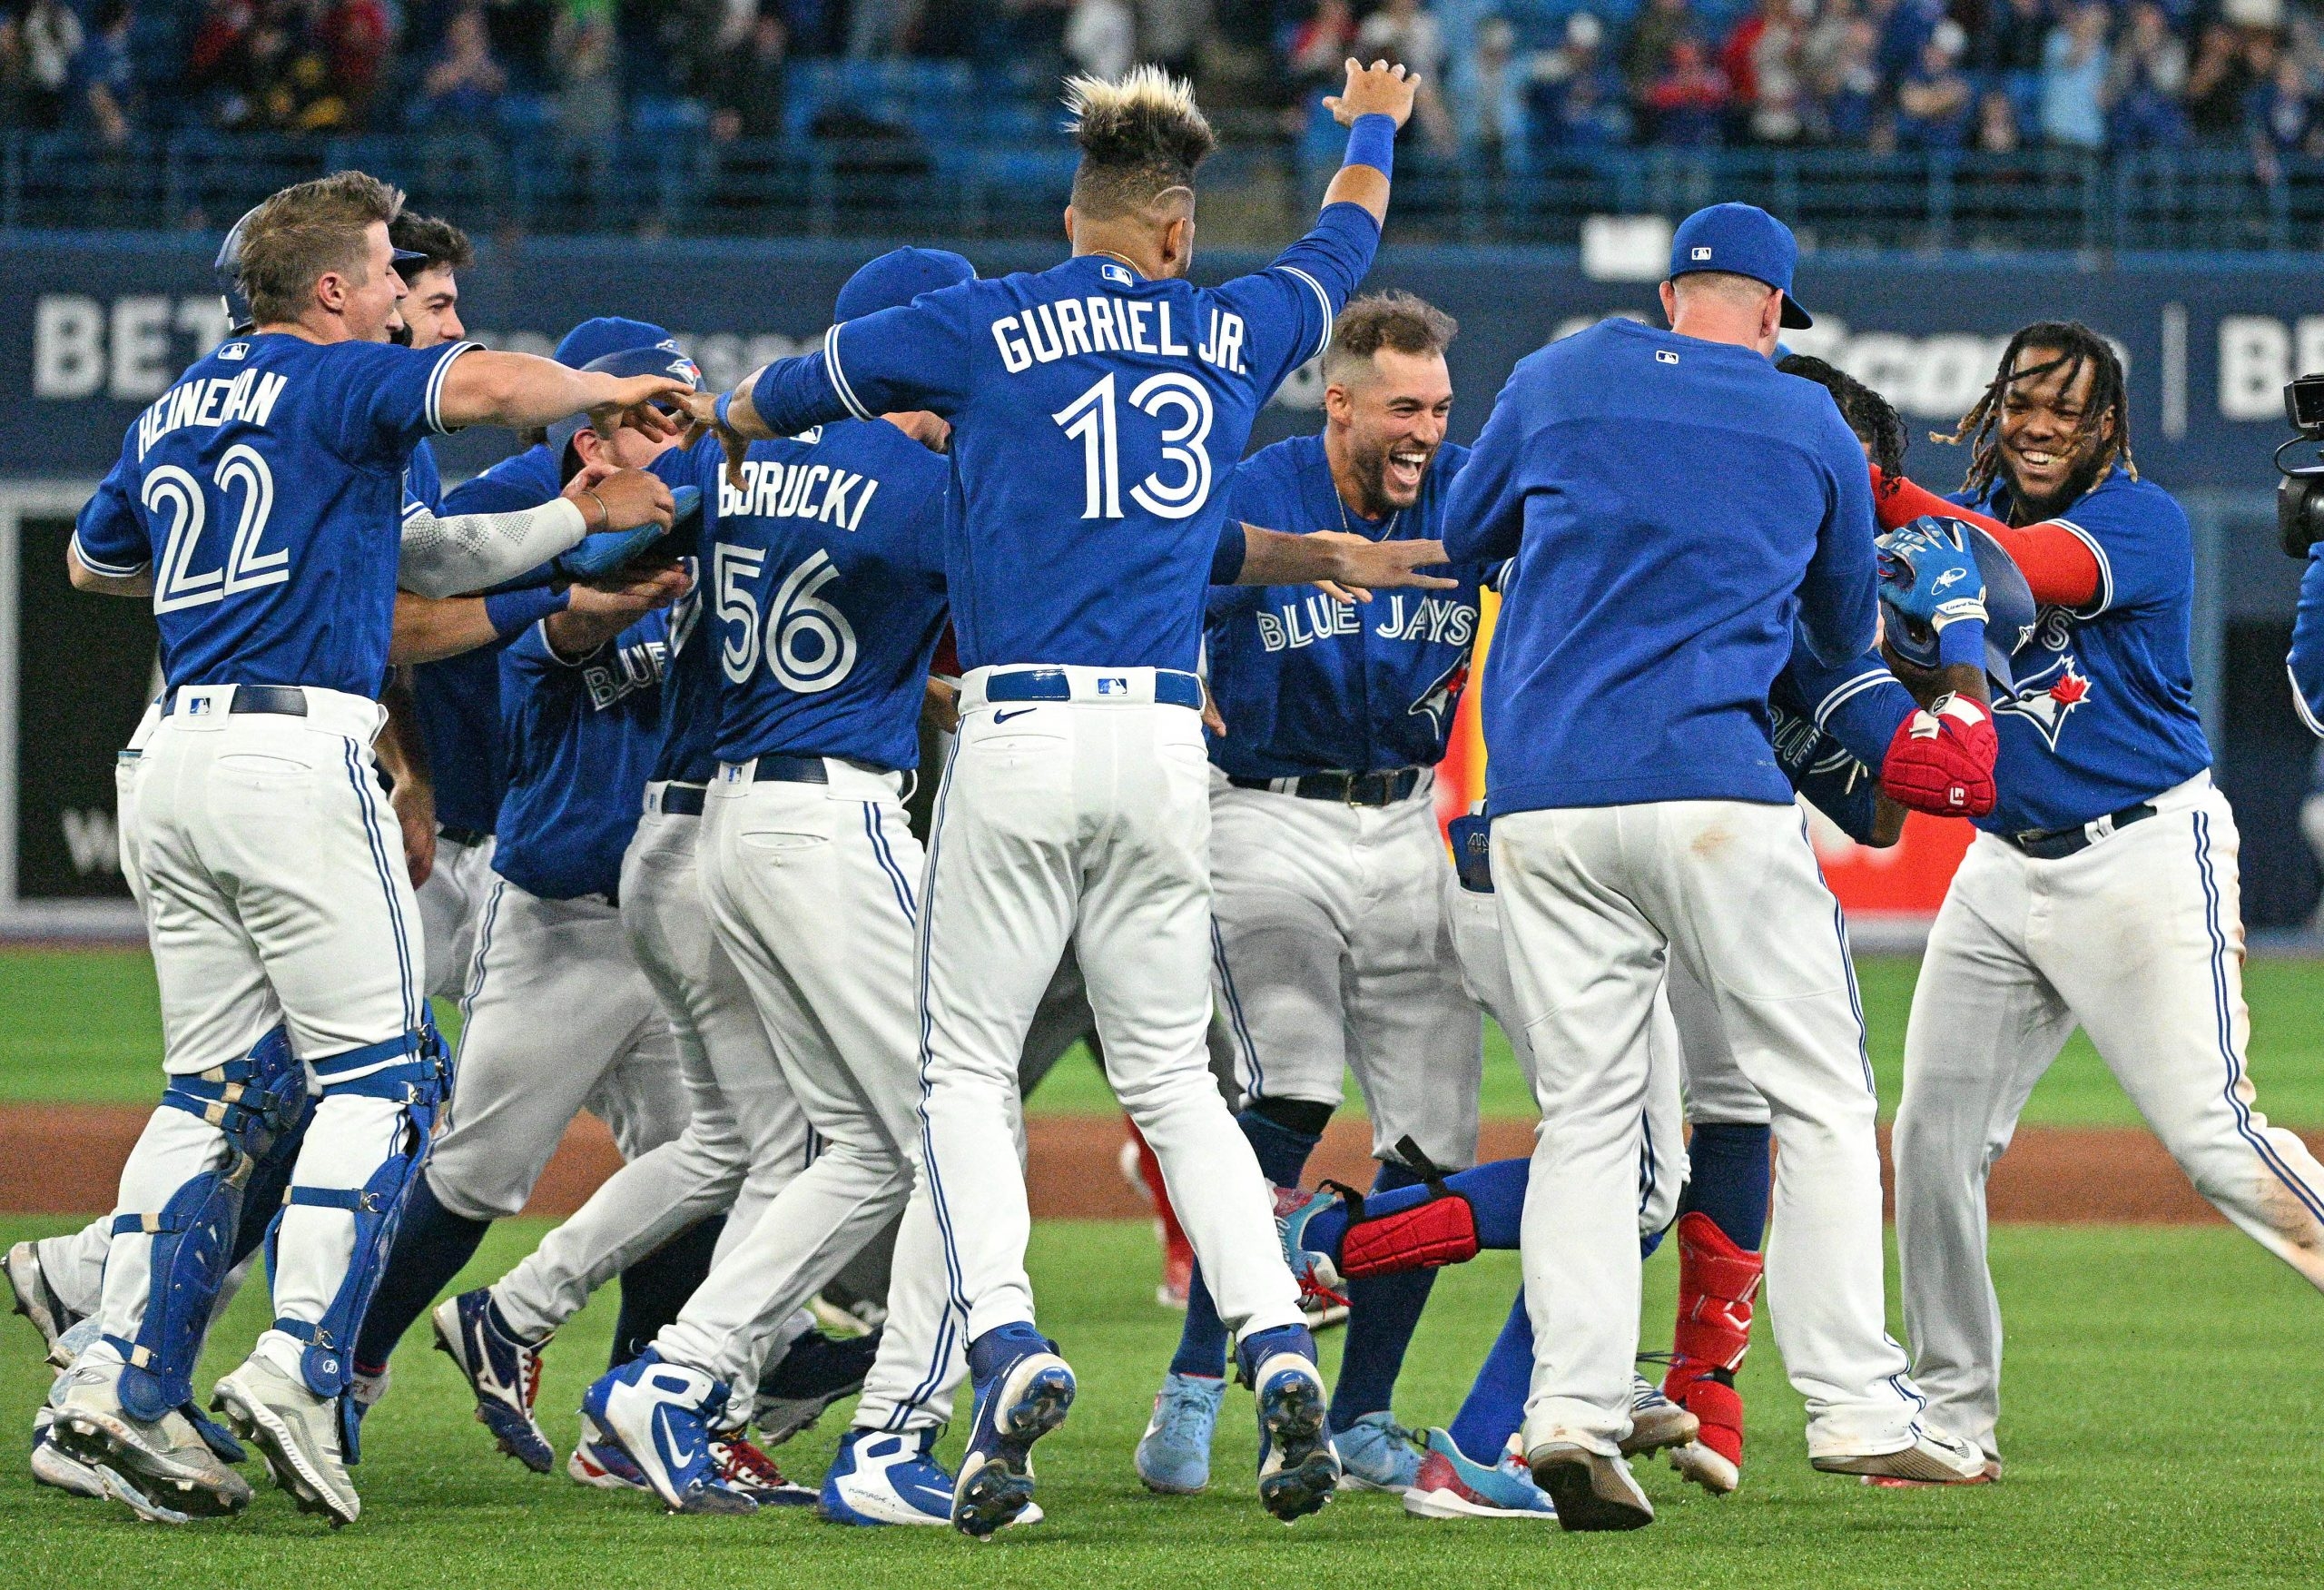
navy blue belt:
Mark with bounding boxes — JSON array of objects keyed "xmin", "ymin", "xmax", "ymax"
[
  {"xmin": 162, "ymin": 684, "xmax": 307, "ymax": 717},
  {"xmin": 655, "ymin": 784, "xmax": 706, "ymax": 815},
  {"xmin": 2004, "ymin": 801, "xmax": 2156, "ymax": 860},
  {"xmin": 1230, "ymin": 768, "xmax": 1423, "ymax": 807},
  {"xmin": 985, "ymin": 668, "xmax": 1204, "ymax": 710},
  {"xmin": 437, "ymin": 825, "xmax": 491, "ymax": 849},
  {"xmin": 737, "ymin": 754, "xmax": 895, "ymax": 785}
]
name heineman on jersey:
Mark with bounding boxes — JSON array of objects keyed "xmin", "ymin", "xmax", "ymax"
[
  {"xmin": 133, "ymin": 344, "xmax": 287, "ymax": 460},
  {"xmin": 991, "ymin": 289, "xmax": 1253, "ymax": 378},
  {"xmin": 1254, "ymin": 589, "xmax": 1478, "ymax": 655}
]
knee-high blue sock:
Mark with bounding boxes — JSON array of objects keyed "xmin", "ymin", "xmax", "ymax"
[
  {"xmin": 1169, "ymin": 1104, "xmax": 1323, "ymax": 1379},
  {"xmin": 1296, "ymin": 1155, "xmax": 1531, "ymax": 1260},
  {"xmin": 351, "ymin": 1173, "xmax": 490, "ymax": 1375},
  {"xmin": 1447, "ymin": 1287, "xmax": 1531, "ymax": 1460},
  {"xmin": 1679, "ymin": 1122, "xmax": 1772, "ymax": 1249},
  {"xmin": 610, "ymin": 1213, "xmax": 726, "ymax": 1369},
  {"xmin": 1327, "ymin": 1161, "xmax": 1438, "ymax": 1432}
]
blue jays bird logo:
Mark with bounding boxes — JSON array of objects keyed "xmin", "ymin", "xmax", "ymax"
[
  {"xmin": 1408, "ymin": 655, "xmax": 1471, "ymax": 738},
  {"xmin": 1994, "ymin": 652, "xmax": 2092, "ymax": 750}
]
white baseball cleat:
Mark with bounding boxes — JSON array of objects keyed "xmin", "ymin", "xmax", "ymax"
[
  {"xmin": 5, "ymin": 1242, "xmax": 83, "ymax": 1368},
  {"xmin": 1619, "ymin": 1373, "xmax": 1700, "ymax": 1457},
  {"xmin": 48, "ymin": 1352, "xmax": 251, "ymax": 1519},
  {"xmin": 1812, "ymin": 1425, "xmax": 1997, "ymax": 1486},
  {"xmin": 1526, "ymin": 1439, "xmax": 1654, "ymax": 1532},
  {"xmin": 1669, "ymin": 1437, "xmax": 1741, "ymax": 1496},
  {"xmin": 212, "ymin": 1354, "xmax": 359, "ymax": 1526}
]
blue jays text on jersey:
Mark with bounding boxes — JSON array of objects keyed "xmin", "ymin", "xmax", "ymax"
[
  {"xmin": 491, "ymin": 607, "xmax": 669, "ymax": 903},
  {"xmin": 403, "ymin": 442, "xmax": 566, "ymax": 835},
  {"xmin": 1205, "ymin": 433, "xmax": 1490, "ymax": 780},
  {"xmin": 1442, "ymin": 317, "xmax": 1878, "ymax": 816},
  {"xmin": 743, "ymin": 202, "xmax": 1382, "ymax": 676},
  {"xmin": 1952, "ymin": 467, "xmax": 2210, "ymax": 835},
  {"xmin": 73, "ymin": 332, "xmax": 478, "ymax": 699},
  {"xmin": 653, "ymin": 420, "xmax": 952, "ymax": 775}
]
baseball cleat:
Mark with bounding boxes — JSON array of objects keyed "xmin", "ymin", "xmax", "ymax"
[
  {"xmin": 1620, "ymin": 1372, "xmax": 1700, "ymax": 1457},
  {"xmin": 1134, "ymin": 1371, "xmax": 1224, "ymax": 1494},
  {"xmin": 1669, "ymin": 1437, "xmax": 1740, "ymax": 1496},
  {"xmin": 567, "ymin": 1416, "xmax": 651, "ymax": 1492},
  {"xmin": 431, "ymin": 1289, "xmax": 555, "ymax": 1473},
  {"xmin": 31, "ymin": 1406, "xmax": 109, "ymax": 1501},
  {"xmin": 580, "ymin": 1350, "xmax": 756, "ymax": 1514},
  {"xmin": 1526, "ymin": 1439, "xmax": 1654, "ymax": 1531},
  {"xmin": 1813, "ymin": 1426, "xmax": 1996, "ymax": 1486},
  {"xmin": 1243, "ymin": 1326, "xmax": 1339, "ymax": 1523},
  {"xmin": 1402, "ymin": 1428, "xmax": 1559, "ymax": 1521},
  {"xmin": 709, "ymin": 1427, "xmax": 815, "ymax": 1506},
  {"xmin": 5, "ymin": 1242, "xmax": 83, "ymax": 1368},
  {"xmin": 753, "ymin": 1326, "xmax": 882, "ymax": 1446},
  {"xmin": 1301, "ymin": 1294, "xmax": 1350, "ymax": 1332},
  {"xmin": 48, "ymin": 1352, "xmax": 252, "ymax": 1521},
  {"xmin": 1331, "ymin": 1410, "xmax": 1421, "ymax": 1493},
  {"xmin": 820, "ymin": 1427, "xmax": 1048, "ymax": 1528},
  {"xmin": 211, "ymin": 1354, "xmax": 358, "ymax": 1526},
  {"xmin": 1270, "ymin": 1185, "xmax": 1347, "ymax": 1301},
  {"xmin": 953, "ymin": 1324, "xmax": 1076, "ymax": 1537}
]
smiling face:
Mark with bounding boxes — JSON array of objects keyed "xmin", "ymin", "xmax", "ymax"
[
  {"xmin": 331, "ymin": 221, "xmax": 408, "ymax": 344},
  {"xmin": 1995, "ymin": 345, "xmax": 2114, "ymax": 519},
  {"xmin": 399, "ymin": 264, "xmax": 464, "ymax": 350},
  {"xmin": 1326, "ymin": 346, "xmax": 1453, "ymax": 518}
]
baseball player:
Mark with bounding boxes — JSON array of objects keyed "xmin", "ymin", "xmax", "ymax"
[
  {"xmin": 1872, "ymin": 322, "xmax": 2324, "ymax": 1472},
  {"xmin": 1136, "ymin": 290, "xmax": 1491, "ymax": 1499},
  {"xmin": 681, "ymin": 62, "xmax": 1456, "ymax": 1534},
  {"xmin": 1437, "ymin": 202, "xmax": 1994, "ymax": 1529},
  {"xmin": 51, "ymin": 170, "xmax": 691, "ymax": 1525}
]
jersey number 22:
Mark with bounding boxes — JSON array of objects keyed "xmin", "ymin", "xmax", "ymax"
[{"xmin": 144, "ymin": 445, "xmax": 287, "ymax": 615}]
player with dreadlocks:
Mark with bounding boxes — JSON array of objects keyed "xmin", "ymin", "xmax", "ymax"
[{"xmin": 1875, "ymin": 321, "xmax": 2324, "ymax": 1479}]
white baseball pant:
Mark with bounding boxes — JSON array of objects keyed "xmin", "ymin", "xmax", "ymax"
[
  {"xmin": 415, "ymin": 831, "xmax": 496, "ymax": 1002},
  {"xmin": 1895, "ymin": 775, "xmax": 2324, "ymax": 1459},
  {"xmin": 423, "ymin": 876, "xmax": 687, "ymax": 1222},
  {"xmin": 1209, "ymin": 776, "xmax": 1483, "ymax": 1170},
  {"xmin": 487, "ymin": 792, "xmax": 816, "ymax": 1344},
  {"xmin": 103, "ymin": 685, "xmax": 428, "ymax": 1372},
  {"xmin": 918, "ymin": 667, "xmax": 1305, "ymax": 1344},
  {"xmin": 647, "ymin": 759, "xmax": 938, "ymax": 1394},
  {"xmin": 1493, "ymin": 799, "xmax": 1929, "ymax": 1462}
]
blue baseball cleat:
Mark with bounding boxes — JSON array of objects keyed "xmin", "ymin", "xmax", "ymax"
[
  {"xmin": 1134, "ymin": 1371, "xmax": 1224, "ymax": 1494},
  {"xmin": 1271, "ymin": 1185, "xmax": 1348, "ymax": 1299},
  {"xmin": 579, "ymin": 1350, "xmax": 755, "ymax": 1515},
  {"xmin": 1402, "ymin": 1427, "xmax": 1559, "ymax": 1520},
  {"xmin": 1239, "ymin": 1323, "xmax": 1340, "ymax": 1523},
  {"xmin": 818, "ymin": 1426, "xmax": 1043, "ymax": 1528},
  {"xmin": 953, "ymin": 1324, "xmax": 1076, "ymax": 1537},
  {"xmin": 1331, "ymin": 1410, "xmax": 1421, "ymax": 1493},
  {"xmin": 431, "ymin": 1289, "xmax": 555, "ymax": 1474}
]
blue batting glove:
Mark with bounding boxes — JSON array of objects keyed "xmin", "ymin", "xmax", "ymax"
[{"xmin": 1877, "ymin": 516, "xmax": 1986, "ymax": 632}]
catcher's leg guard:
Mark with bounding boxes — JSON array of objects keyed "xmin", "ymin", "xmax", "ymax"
[
  {"xmin": 109, "ymin": 1027, "xmax": 306, "ymax": 1425},
  {"xmin": 1660, "ymin": 1210, "xmax": 1764, "ymax": 1472},
  {"xmin": 265, "ymin": 1022, "xmax": 449, "ymax": 1460},
  {"xmin": 1334, "ymin": 1137, "xmax": 1481, "ymax": 1280}
]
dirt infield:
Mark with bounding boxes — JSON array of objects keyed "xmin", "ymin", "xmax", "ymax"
[{"xmin": 3, "ymin": 1105, "xmax": 2310, "ymax": 1225}]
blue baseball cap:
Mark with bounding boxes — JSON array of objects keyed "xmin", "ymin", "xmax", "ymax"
[
  {"xmin": 1669, "ymin": 202, "xmax": 1813, "ymax": 330},
  {"xmin": 835, "ymin": 247, "xmax": 976, "ymax": 321},
  {"xmin": 549, "ymin": 343, "xmax": 704, "ymax": 465},
  {"xmin": 555, "ymin": 316, "xmax": 675, "ymax": 370}
]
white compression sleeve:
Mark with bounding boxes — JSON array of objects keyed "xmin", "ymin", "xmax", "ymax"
[{"xmin": 396, "ymin": 498, "xmax": 590, "ymax": 599}]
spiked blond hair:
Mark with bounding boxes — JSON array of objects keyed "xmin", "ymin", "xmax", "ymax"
[{"xmin": 1064, "ymin": 66, "xmax": 1216, "ymax": 220}]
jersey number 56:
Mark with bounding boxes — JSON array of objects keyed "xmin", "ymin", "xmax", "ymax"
[{"xmin": 715, "ymin": 543, "xmax": 858, "ymax": 694}]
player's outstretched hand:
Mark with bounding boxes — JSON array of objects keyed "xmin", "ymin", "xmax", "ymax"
[
  {"xmin": 1324, "ymin": 58, "xmax": 1418, "ymax": 130},
  {"xmin": 675, "ymin": 388, "xmax": 755, "ymax": 492},
  {"xmin": 565, "ymin": 462, "xmax": 677, "ymax": 535},
  {"xmin": 1315, "ymin": 532, "xmax": 1456, "ymax": 602},
  {"xmin": 571, "ymin": 562, "xmax": 692, "ymax": 622},
  {"xmin": 1877, "ymin": 518, "xmax": 1986, "ymax": 632},
  {"xmin": 585, "ymin": 375, "xmax": 694, "ymax": 443}
]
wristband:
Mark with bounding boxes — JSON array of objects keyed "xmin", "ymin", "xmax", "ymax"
[
  {"xmin": 714, "ymin": 390, "xmax": 734, "ymax": 431},
  {"xmin": 486, "ymin": 585, "xmax": 571, "ymax": 640},
  {"xmin": 1344, "ymin": 114, "xmax": 1395, "ymax": 178},
  {"xmin": 1935, "ymin": 614, "xmax": 1986, "ymax": 671}
]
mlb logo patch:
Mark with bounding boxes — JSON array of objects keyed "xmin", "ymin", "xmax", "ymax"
[
  {"xmin": 1691, "ymin": 246, "xmax": 1712, "ymax": 262},
  {"xmin": 1100, "ymin": 263, "xmax": 1133, "ymax": 288},
  {"xmin": 219, "ymin": 342, "xmax": 248, "ymax": 361},
  {"xmin": 1655, "ymin": 351, "xmax": 1679, "ymax": 365},
  {"xmin": 186, "ymin": 696, "xmax": 214, "ymax": 716},
  {"xmin": 1096, "ymin": 676, "xmax": 1129, "ymax": 696}
]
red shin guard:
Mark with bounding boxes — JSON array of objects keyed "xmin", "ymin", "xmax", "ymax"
[
  {"xmin": 1334, "ymin": 1189, "xmax": 1480, "ymax": 1279},
  {"xmin": 1661, "ymin": 1211, "xmax": 1765, "ymax": 1467}
]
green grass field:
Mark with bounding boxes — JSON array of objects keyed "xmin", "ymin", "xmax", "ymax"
[
  {"xmin": 4, "ymin": 1219, "xmax": 2320, "ymax": 1589},
  {"xmin": 9, "ymin": 947, "xmax": 2324, "ymax": 1126}
]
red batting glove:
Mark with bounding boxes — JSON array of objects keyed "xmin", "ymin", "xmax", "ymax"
[{"xmin": 1881, "ymin": 693, "xmax": 1999, "ymax": 816}]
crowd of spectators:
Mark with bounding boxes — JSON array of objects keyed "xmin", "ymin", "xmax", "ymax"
[{"xmin": 0, "ymin": 0, "xmax": 2319, "ymax": 176}]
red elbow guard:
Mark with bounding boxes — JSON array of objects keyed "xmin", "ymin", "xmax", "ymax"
[{"xmin": 1881, "ymin": 693, "xmax": 1999, "ymax": 817}]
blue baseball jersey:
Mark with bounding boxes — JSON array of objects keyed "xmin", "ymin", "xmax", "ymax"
[
  {"xmin": 73, "ymin": 332, "xmax": 478, "ymax": 698},
  {"xmin": 404, "ymin": 437, "xmax": 444, "ymax": 518},
  {"xmin": 1443, "ymin": 318, "xmax": 1877, "ymax": 815},
  {"xmin": 1205, "ymin": 434, "xmax": 1490, "ymax": 778},
  {"xmin": 1774, "ymin": 636, "xmax": 1917, "ymax": 845},
  {"xmin": 657, "ymin": 423, "xmax": 951, "ymax": 771},
  {"xmin": 1952, "ymin": 468, "xmax": 2211, "ymax": 834},
  {"xmin": 651, "ymin": 568, "xmax": 719, "ymax": 785},
  {"xmin": 404, "ymin": 443, "xmax": 567, "ymax": 835},
  {"xmin": 2290, "ymin": 542, "xmax": 2324, "ymax": 736},
  {"xmin": 492, "ymin": 607, "xmax": 670, "ymax": 901},
  {"xmin": 746, "ymin": 205, "xmax": 1381, "ymax": 674}
]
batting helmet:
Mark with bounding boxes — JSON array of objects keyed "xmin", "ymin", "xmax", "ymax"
[
  {"xmin": 1879, "ymin": 517, "xmax": 2037, "ymax": 693},
  {"xmin": 548, "ymin": 343, "xmax": 704, "ymax": 471}
]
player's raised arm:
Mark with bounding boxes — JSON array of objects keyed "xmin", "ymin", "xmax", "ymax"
[
  {"xmin": 1228, "ymin": 525, "xmax": 1456, "ymax": 599},
  {"xmin": 1318, "ymin": 58, "xmax": 1418, "ymax": 228},
  {"xmin": 435, "ymin": 350, "xmax": 694, "ymax": 439}
]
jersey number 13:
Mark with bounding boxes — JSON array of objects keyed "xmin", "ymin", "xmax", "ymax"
[{"xmin": 1051, "ymin": 371, "xmax": 1215, "ymax": 521}]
